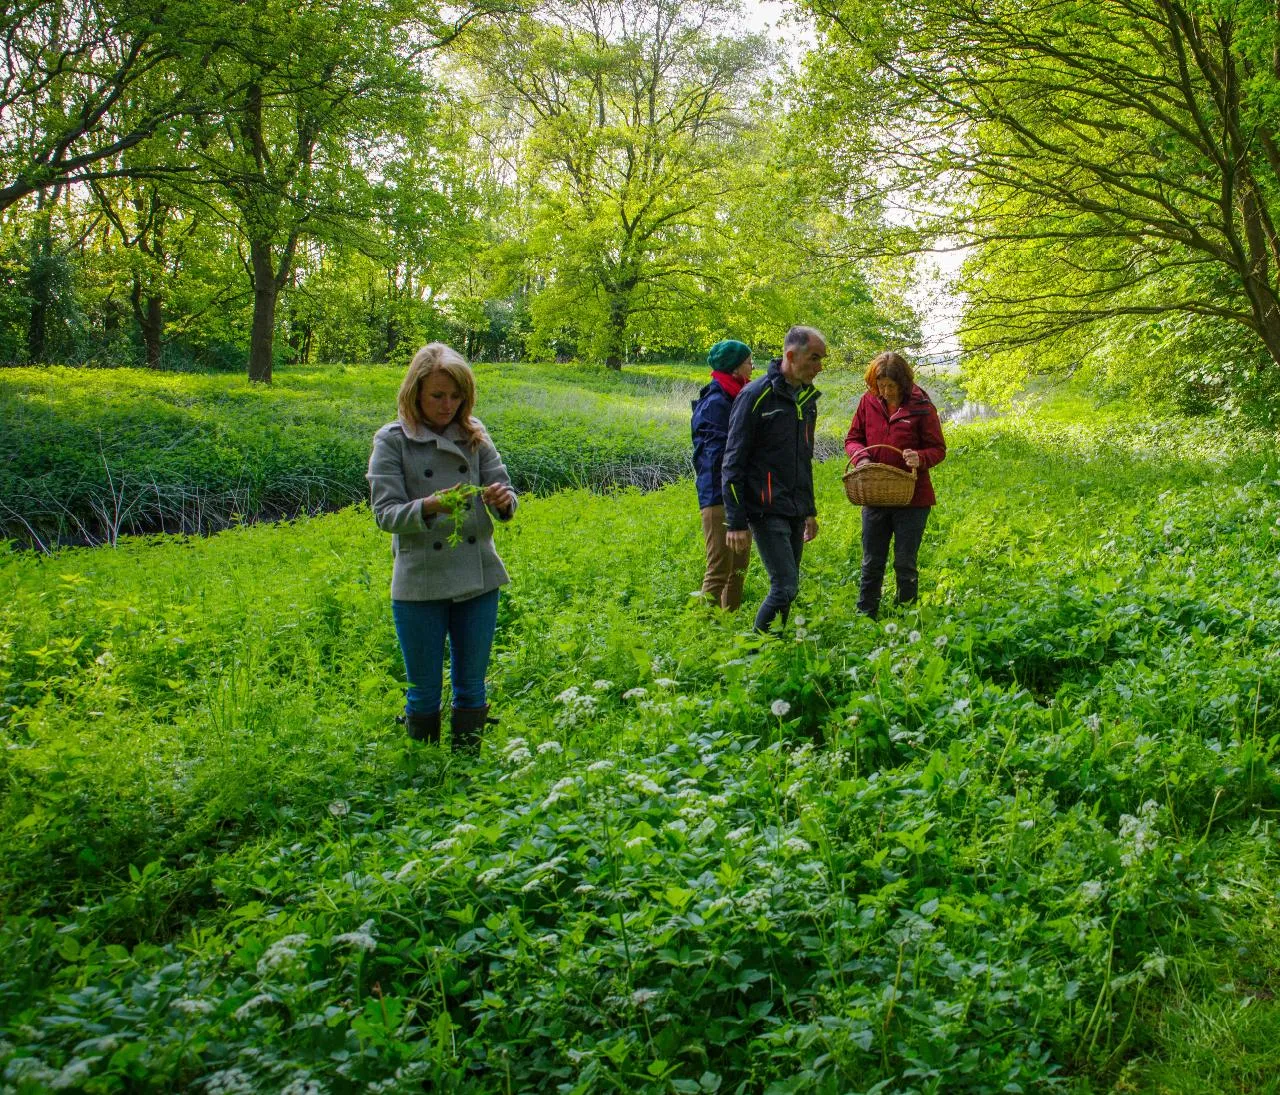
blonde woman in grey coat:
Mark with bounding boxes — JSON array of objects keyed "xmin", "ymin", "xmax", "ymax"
[{"xmin": 367, "ymin": 343, "xmax": 517, "ymax": 751}]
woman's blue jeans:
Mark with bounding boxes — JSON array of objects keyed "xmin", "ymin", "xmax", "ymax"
[{"xmin": 392, "ymin": 590, "xmax": 500, "ymax": 715}]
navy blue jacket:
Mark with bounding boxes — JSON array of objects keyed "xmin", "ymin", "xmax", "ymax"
[
  {"xmin": 722, "ymin": 359, "xmax": 820, "ymax": 531},
  {"xmin": 690, "ymin": 377, "xmax": 736, "ymax": 508}
]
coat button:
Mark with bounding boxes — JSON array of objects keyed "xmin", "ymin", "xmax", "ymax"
[
  {"xmin": 467, "ymin": 535, "xmax": 476, "ymax": 544},
  {"xmin": 425, "ymin": 469, "xmax": 433, "ymax": 477},
  {"xmin": 458, "ymin": 464, "xmax": 468, "ymax": 474},
  {"xmin": 433, "ymin": 542, "xmax": 443, "ymax": 550}
]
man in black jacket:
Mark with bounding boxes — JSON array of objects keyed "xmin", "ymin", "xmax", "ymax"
[{"xmin": 723, "ymin": 325, "xmax": 827, "ymax": 632}]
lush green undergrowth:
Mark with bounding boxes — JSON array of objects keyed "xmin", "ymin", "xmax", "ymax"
[
  {"xmin": 0, "ymin": 361, "xmax": 931, "ymax": 548},
  {"xmin": 1, "ymin": 394, "xmax": 1278, "ymax": 1093}
]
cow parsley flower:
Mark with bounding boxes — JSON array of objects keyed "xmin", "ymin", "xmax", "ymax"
[
  {"xmin": 654, "ymin": 677, "xmax": 678, "ymax": 688},
  {"xmin": 537, "ymin": 740, "xmax": 563, "ymax": 754},
  {"xmin": 234, "ymin": 994, "xmax": 277, "ymax": 1020},
  {"xmin": 622, "ymin": 687, "xmax": 647, "ymax": 700},
  {"xmin": 333, "ymin": 920, "xmax": 377, "ymax": 952},
  {"xmin": 1079, "ymin": 881, "xmax": 1105, "ymax": 904},
  {"xmin": 592, "ymin": 680, "xmax": 613, "ymax": 691},
  {"xmin": 784, "ymin": 836, "xmax": 812, "ymax": 855},
  {"xmin": 555, "ymin": 687, "xmax": 580, "ymax": 704},
  {"xmin": 171, "ymin": 997, "xmax": 214, "ymax": 1016},
  {"xmin": 587, "ymin": 759, "xmax": 615, "ymax": 772}
]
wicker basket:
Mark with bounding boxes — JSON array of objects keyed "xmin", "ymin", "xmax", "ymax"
[{"xmin": 842, "ymin": 444, "xmax": 917, "ymax": 507}]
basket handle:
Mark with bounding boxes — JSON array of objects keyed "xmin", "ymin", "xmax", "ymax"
[{"xmin": 844, "ymin": 443, "xmax": 908, "ymax": 471}]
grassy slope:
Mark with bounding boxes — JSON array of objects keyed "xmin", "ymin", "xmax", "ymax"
[
  {"xmin": 0, "ymin": 362, "xmax": 913, "ymax": 546},
  {"xmin": 1, "ymin": 391, "xmax": 1278, "ymax": 1092}
]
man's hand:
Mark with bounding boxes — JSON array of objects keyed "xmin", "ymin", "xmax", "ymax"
[
  {"xmin": 726, "ymin": 528, "xmax": 752, "ymax": 553},
  {"xmin": 803, "ymin": 517, "xmax": 818, "ymax": 542}
]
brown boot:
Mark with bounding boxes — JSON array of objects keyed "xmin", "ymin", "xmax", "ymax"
[
  {"xmin": 450, "ymin": 705, "xmax": 489, "ymax": 755},
  {"xmin": 400, "ymin": 710, "xmax": 441, "ymax": 744}
]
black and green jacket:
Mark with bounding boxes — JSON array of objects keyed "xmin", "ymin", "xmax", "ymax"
[{"xmin": 721, "ymin": 358, "xmax": 820, "ymax": 531}]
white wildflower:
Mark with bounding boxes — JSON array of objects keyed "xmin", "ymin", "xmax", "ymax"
[
  {"xmin": 521, "ymin": 876, "xmax": 545, "ymax": 892},
  {"xmin": 666, "ymin": 818, "xmax": 688, "ymax": 834},
  {"xmin": 654, "ymin": 678, "xmax": 678, "ymax": 688},
  {"xmin": 94, "ymin": 650, "xmax": 114, "ymax": 667},
  {"xmin": 727, "ymin": 825, "xmax": 753, "ymax": 842},
  {"xmin": 883, "ymin": 622, "xmax": 899, "ymax": 635},
  {"xmin": 431, "ymin": 837, "xmax": 459, "ymax": 853},
  {"xmin": 794, "ymin": 627, "xmax": 808, "ymax": 639},
  {"xmin": 504, "ymin": 746, "xmax": 532, "ymax": 765},
  {"xmin": 333, "ymin": 919, "xmax": 377, "ymax": 952},
  {"xmin": 204, "ymin": 1068, "xmax": 256, "ymax": 1095},
  {"xmin": 770, "ymin": 699, "xmax": 792, "ymax": 718},
  {"xmin": 234, "ymin": 993, "xmax": 276, "ymax": 1020},
  {"xmin": 550, "ymin": 776, "xmax": 577, "ymax": 794},
  {"xmin": 280, "ymin": 1079, "xmax": 326, "ymax": 1095},
  {"xmin": 1118, "ymin": 800, "xmax": 1161, "ymax": 867},
  {"xmin": 630, "ymin": 987, "xmax": 660, "ymax": 1006},
  {"xmin": 327, "ymin": 800, "xmax": 349, "ymax": 818},
  {"xmin": 709, "ymin": 794, "xmax": 728, "ymax": 808},
  {"xmin": 574, "ymin": 883, "xmax": 596, "ymax": 894},
  {"xmin": 555, "ymin": 687, "xmax": 580, "ymax": 704},
  {"xmin": 794, "ymin": 615, "xmax": 806, "ymax": 626},
  {"xmin": 784, "ymin": 837, "xmax": 812, "ymax": 855},
  {"xmin": 477, "ymin": 866, "xmax": 505, "ymax": 885},
  {"xmin": 622, "ymin": 687, "xmax": 648, "ymax": 700},
  {"xmin": 1079, "ymin": 881, "xmax": 1105, "ymax": 904},
  {"xmin": 587, "ymin": 759, "xmax": 616, "ymax": 772},
  {"xmin": 908, "ymin": 630, "xmax": 922, "ymax": 644},
  {"xmin": 536, "ymin": 932, "xmax": 559, "ymax": 947},
  {"xmin": 933, "ymin": 634, "xmax": 949, "ymax": 648},
  {"xmin": 256, "ymin": 934, "xmax": 309, "ymax": 975},
  {"xmin": 451, "ymin": 822, "xmax": 477, "ymax": 836},
  {"xmin": 171, "ymin": 997, "xmax": 214, "ymax": 1016},
  {"xmin": 592, "ymin": 680, "xmax": 613, "ymax": 691},
  {"xmin": 51, "ymin": 1059, "xmax": 94, "ymax": 1090},
  {"xmin": 537, "ymin": 740, "xmax": 563, "ymax": 754}
]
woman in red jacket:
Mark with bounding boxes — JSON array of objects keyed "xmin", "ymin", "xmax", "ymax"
[{"xmin": 844, "ymin": 352, "xmax": 947, "ymax": 618}]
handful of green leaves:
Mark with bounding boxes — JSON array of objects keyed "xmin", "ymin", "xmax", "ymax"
[{"xmin": 435, "ymin": 482, "xmax": 483, "ymax": 546}]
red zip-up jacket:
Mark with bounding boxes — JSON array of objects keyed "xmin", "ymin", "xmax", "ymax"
[{"xmin": 844, "ymin": 385, "xmax": 946, "ymax": 507}]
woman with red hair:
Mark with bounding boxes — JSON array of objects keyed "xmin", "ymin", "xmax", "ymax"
[{"xmin": 844, "ymin": 351, "xmax": 946, "ymax": 618}]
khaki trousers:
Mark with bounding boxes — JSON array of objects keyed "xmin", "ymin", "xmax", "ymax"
[{"xmin": 700, "ymin": 504, "xmax": 751, "ymax": 611}]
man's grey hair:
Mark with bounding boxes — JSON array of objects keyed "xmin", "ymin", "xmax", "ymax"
[{"xmin": 784, "ymin": 325, "xmax": 826, "ymax": 352}]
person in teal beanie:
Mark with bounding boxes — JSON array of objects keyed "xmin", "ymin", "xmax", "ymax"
[{"xmin": 691, "ymin": 339, "xmax": 754, "ymax": 609}]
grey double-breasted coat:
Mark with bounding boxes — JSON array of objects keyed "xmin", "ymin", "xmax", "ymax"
[{"xmin": 366, "ymin": 416, "xmax": 517, "ymax": 602}]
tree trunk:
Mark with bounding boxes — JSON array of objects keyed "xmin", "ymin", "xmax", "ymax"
[
  {"xmin": 604, "ymin": 292, "xmax": 629, "ymax": 370},
  {"xmin": 248, "ymin": 240, "xmax": 277, "ymax": 383},
  {"xmin": 26, "ymin": 196, "xmax": 53, "ymax": 363},
  {"xmin": 130, "ymin": 273, "xmax": 164, "ymax": 368}
]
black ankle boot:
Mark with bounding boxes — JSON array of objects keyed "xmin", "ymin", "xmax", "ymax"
[
  {"xmin": 450, "ymin": 705, "xmax": 490, "ymax": 755},
  {"xmin": 399, "ymin": 710, "xmax": 441, "ymax": 744}
]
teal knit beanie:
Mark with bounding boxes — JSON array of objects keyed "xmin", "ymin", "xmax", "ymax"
[{"xmin": 707, "ymin": 339, "xmax": 751, "ymax": 372}]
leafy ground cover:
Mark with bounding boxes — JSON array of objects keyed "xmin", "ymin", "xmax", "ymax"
[
  {"xmin": 1, "ymin": 392, "xmax": 1278, "ymax": 1093},
  {"xmin": 0, "ymin": 362, "xmax": 937, "ymax": 548}
]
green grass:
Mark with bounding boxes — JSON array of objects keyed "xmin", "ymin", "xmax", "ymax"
[
  {"xmin": 1, "ymin": 389, "xmax": 1277, "ymax": 1092},
  {"xmin": 0, "ymin": 360, "xmax": 950, "ymax": 548}
]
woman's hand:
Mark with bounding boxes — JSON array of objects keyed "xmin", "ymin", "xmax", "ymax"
[
  {"xmin": 902, "ymin": 448, "xmax": 921, "ymax": 469},
  {"xmin": 482, "ymin": 482, "xmax": 516, "ymax": 514},
  {"xmin": 420, "ymin": 494, "xmax": 445, "ymax": 518}
]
